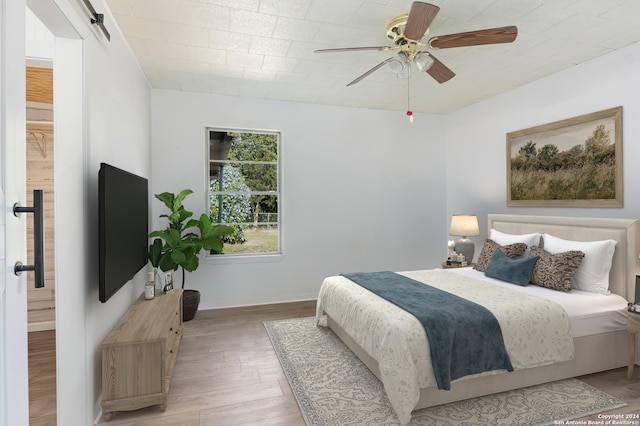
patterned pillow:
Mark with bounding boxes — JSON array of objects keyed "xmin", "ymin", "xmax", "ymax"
[
  {"xmin": 473, "ymin": 239, "xmax": 527, "ymax": 272},
  {"xmin": 529, "ymin": 245, "xmax": 585, "ymax": 292},
  {"xmin": 542, "ymin": 234, "xmax": 616, "ymax": 294}
]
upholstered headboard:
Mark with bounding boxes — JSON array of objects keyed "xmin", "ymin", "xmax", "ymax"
[{"xmin": 488, "ymin": 214, "xmax": 640, "ymax": 302}]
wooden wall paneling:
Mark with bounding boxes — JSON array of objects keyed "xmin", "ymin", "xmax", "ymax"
[
  {"xmin": 26, "ymin": 122, "xmax": 55, "ymax": 330},
  {"xmin": 26, "ymin": 67, "xmax": 53, "ymax": 104}
]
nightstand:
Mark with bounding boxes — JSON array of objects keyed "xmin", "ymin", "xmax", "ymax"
[
  {"xmin": 627, "ymin": 310, "xmax": 640, "ymax": 379},
  {"xmin": 441, "ymin": 262, "xmax": 475, "ymax": 269}
]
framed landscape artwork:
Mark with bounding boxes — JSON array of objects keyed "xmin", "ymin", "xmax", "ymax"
[{"xmin": 507, "ymin": 106, "xmax": 623, "ymax": 207}]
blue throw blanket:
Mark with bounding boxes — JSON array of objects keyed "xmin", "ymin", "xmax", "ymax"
[{"xmin": 342, "ymin": 271, "xmax": 513, "ymax": 390}]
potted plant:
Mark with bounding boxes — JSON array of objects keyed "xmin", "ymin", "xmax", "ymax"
[{"xmin": 148, "ymin": 189, "xmax": 233, "ymax": 321}]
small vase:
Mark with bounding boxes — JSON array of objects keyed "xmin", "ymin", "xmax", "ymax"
[{"xmin": 153, "ymin": 268, "xmax": 164, "ymax": 293}]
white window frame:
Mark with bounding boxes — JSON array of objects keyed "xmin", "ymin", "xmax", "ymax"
[{"xmin": 204, "ymin": 127, "xmax": 283, "ymax": 263}]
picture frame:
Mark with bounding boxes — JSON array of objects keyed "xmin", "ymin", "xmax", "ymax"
[
  {"xmin": 506, "ymin": 106, "xmax": 623, "ymax": 207},
  {"xmin": 164, "ymin": 271, "xmax": 173, "ymax": 292}
]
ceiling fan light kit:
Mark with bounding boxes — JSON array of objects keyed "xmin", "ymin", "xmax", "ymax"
[
  {"xmin": 414, "ymin": 52, "xmax": 434, "ymax": 72},
  {"xmin": 388, "ymin": 53, "xmax": 407, "ymax": 74}
]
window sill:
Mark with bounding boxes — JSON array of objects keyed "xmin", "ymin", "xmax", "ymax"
[{"xmin": 204, "ymin": 253, "xmax": 284, "ymax": 265}]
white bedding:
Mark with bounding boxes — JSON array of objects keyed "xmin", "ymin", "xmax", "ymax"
[
  {"xmin": 451, "ymin": 267, "xmax": 628, "ymax": 337},
  {"xmin": 315, "ymin": 269, "xmax": 577, "ymax": 425}
]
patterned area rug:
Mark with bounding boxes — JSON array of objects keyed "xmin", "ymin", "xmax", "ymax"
[{"xmin": 264, "ymin": 317, "xmax": 626, "ymax": 426}]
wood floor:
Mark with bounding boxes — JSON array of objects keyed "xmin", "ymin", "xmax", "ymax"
[
  {"xmin": 28, "ymin": 300, "xmax": 640, "ymax": 425},
  {"xmin": 29, "ymin": 330, "xmax": 57, "ymax": 426}
]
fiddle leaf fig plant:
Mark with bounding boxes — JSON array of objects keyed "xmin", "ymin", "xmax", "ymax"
[
  {"xmin": 198, "ymin": 214, "xmax": 230, "ymax": 254},
  {"xmin": 148, "ymin": 189, "xmax": 233, "ymax": 288}
]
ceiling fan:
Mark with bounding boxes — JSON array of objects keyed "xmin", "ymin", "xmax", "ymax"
[{"xmin": 315, "ymin": 1, "xmax": 518, "ymax": 86}]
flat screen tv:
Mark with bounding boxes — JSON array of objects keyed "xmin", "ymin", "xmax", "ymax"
[{"xmin": 99, "ymin": 163, "xmax": 149, "ymax": 303}]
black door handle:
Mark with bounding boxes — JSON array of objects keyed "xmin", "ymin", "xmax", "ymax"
[{"xmin": 13, "ymin": 189, "xmax": 45, "ymax": 288}]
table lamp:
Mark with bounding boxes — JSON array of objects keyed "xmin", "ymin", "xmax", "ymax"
[{"xmin": 449, "ymin": 215, "xmax": 480, "ymax": 263}]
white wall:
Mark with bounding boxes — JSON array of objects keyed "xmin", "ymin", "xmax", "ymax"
[
  {"xmin": 152, "ymin": 90, "xmax": 447, "ymax": 309},
  {"xmin": 84, "ymin": 9, "xmax": 152, "ymax": 422},
  {"xmin": 445, "ymin": 41, "xmax": 640, "ymax": 240}
]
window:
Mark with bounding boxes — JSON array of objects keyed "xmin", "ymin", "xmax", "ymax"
[{"xmin": 207, "ymin": 128, "xmax": 280, "ymax": 256}]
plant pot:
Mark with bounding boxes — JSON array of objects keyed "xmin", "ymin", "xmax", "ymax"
[{"xmin": 182, "ymin": 289, "xmax": 200, "ymax": 322}]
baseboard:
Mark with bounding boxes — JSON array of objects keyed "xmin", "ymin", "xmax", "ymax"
[{"xmin": 93, "ymin": 409, "xmax": 102, "ymax": 426}]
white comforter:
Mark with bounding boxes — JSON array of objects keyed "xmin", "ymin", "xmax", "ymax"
[{"xmin": 315, "ymin": 269, "xmax": 574, "ymax": 425}]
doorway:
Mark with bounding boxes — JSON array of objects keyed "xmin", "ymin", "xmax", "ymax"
[{"xmin": 25, "ymin": 9, "xmax": 56, "ymax": 425}]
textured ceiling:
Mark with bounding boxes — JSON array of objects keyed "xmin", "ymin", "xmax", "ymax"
[{"xmin": 105, "ymin": 0, "xmax": 640, "ymax": 114}]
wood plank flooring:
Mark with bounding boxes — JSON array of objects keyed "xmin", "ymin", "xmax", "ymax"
[
  {"xmin": 28, "ymin": 301, "xmax": 640, "ymax": 425},
  {"xmin": 29, "ymin": 330, "xmax": 57, "ymax": 426},
  {"xmin": 99, "ymin": 301, "xmax": 315, "ymax": 425}
]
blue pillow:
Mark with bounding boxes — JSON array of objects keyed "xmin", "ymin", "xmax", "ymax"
[{"xmin": 484, "ymin": 249, "xmax": 540, "ymax": 286}]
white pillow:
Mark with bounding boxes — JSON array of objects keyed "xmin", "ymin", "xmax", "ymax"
[
  {"xmin": 541, "ymin": 233, "xmax": 616, "ymax": 294},
  {"xmin": 489, "ymin": 229, "xmax": 542, "ymax": 255}
]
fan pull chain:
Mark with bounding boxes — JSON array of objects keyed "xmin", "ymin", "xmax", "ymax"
[{"xmin": 406, "ymin": 66, "xmax": 413, "ymax": 123}]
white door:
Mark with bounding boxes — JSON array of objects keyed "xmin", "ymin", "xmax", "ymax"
[{"xmin": 0, "ymin": 1, "xmax": 30, "ymax": 425}]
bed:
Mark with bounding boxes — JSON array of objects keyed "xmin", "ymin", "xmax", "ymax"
[{"xmin": 315, "ymin": 214, "xmax": 640, "ymax": 425}]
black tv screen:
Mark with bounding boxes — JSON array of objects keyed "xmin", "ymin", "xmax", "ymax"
[{"xmin": 99, "ymin": 163, "xmax": 149, "ymax": 303}]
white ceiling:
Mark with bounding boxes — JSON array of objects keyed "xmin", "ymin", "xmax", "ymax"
[{"xmin": 104, "ymin": 0, "xmax": 640, "ymax": 114}]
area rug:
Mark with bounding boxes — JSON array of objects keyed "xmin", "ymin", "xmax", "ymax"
[{"xmin": 264, "ymin": 317, "xmax": 626, "ymax": 426}]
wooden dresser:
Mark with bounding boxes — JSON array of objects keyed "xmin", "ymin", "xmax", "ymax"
[{"xmin": 101, "ymin": 289, "xmax": 183, "ymax": 421}]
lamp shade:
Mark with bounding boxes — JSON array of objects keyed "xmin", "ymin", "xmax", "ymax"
[{"xmin": 449, "ymin": 215, "xmax": 480, "ymax": 237}]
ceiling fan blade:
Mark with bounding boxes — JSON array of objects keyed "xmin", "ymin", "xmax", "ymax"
[
  {"xmin": 424, "ymin": 53, "xmax": 455, "ymax": 83},
  {"xmin": 428, "ymin": 26, "xmax": 518, "ymax": 49},
  {"xmin": 404, "ymin": 2, "xmax": 440, "ymax": 41},
  {"xmin": 315, "ymin": 46, "xmax": 394, "ymax": 53},
  {"xmin": 346, "ymin": 57, "xmax": 395, "ymax": 86}
]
